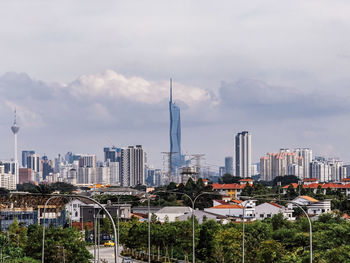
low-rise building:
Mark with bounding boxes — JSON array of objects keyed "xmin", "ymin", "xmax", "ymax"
[
  {"xmin": 254, "ymin": 202, "xmax": 295, "ymax": 221},
  {"xmin": 177, "ymin": 210, "xmax": 228, "ymax": 224},
  {"xmin": 204, "ymin": 200, "xmax": 256, "ymax": 221},
  {"xmin": 154, "ymin": 206, "xmax": 192, "ymax": 222},
  {"xmin": 292, "ymin": 196, "xmax": 331, "ymax": 216}
]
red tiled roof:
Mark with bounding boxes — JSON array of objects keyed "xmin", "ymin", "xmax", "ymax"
[
  {"xmin": 210, "ymin": 204, "xmax": 243, "ymax": 209},
  {"xmin": 232, "ymin": 200, "xmax": 243, "ymax": 204},
  {"xmin": 282, "ymin": 182, "xmax": 350, "ymax": 189},
  {"xmin": 239, "ymin": 178, "xmax": 253, "ymax": 182},
  {"xmin": 212, "ymin": 183, "xmax": 246, "ymax": 190},
  {"xmin": 342, "ymin": 213, "xmax": 350, "ymax": 219},
  {"xmin": 282, "ymin": 183, "xmax": 298, "ymax": 189},
  {"xmin": 304, "ymin": 178, "xmax": 318, "ymax": 182},
  {"xmin": 342, "ymin": 178, "xmax": 350, "ymax": 182},
  {"xmin": 303, "ymin": 183, "xmax": 320, "ymax": 189},
  {"xmin": 269, "ymin": 202, "xmax": 282, "ymax": 208},
  {"xmin": 300, "ymin": 195, "xmax": 318, "ymax": 202}
]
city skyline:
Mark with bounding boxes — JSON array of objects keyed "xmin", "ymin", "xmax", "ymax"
[{"xmin": 1, "ymin": 1, "xmax": 350, "ymax": 168}]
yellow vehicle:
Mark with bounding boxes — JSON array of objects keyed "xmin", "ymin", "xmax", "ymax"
[{"xmin": 104, "ymin": 240, "xmax": 115, "ymax": 247}]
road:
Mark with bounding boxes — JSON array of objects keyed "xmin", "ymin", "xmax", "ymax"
[
  {"xmin": 88, "ymin": 246, "xmax": 121, "ymax": 263},
  {"xmin": 88, "ymin": 246, "xmax": 145, "ymax": 263}
]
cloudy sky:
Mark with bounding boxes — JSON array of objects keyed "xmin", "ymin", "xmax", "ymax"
[{"xmin": 1, "ymin": 0, "xmax": 350, "ymax": 169}]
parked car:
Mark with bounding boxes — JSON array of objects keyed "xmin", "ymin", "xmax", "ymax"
[
  {"xmin": 104, "ymin": 240, "xmax": 115, "ymax": 247},
  {"xmin": 122, "ymin": 257, "xmax": 132, "ymax": 263}
]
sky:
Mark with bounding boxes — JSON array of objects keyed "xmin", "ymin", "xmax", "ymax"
[{"xmin": 1, "ymin": 0, "xmax": 350, "ymax": 169}]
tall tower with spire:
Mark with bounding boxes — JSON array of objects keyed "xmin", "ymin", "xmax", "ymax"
[
  {"xmin": 11, "ymin": 109, "xmax": 19, "ymax": 186},
  {"xmin": 169, "ymin": 78, "xmax": 182, "ymax": 181}
]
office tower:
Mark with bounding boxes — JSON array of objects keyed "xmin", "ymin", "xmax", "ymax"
[
  {"xmin": 224, "ymin": 157, "xmax": 233, "ymax": 175},
  {"xmin": 169, "ymin": 79, "xmax": 183, "ymax": 176},
  {"xmin": 65, "ymin": 152, "xmax": 73, "ymax": 164},
  {"xmin": 104, "ymin": 147, "xmax": 121, "ymax": 163},
  {"xmin": 120, "ymin": 145, "xmax": 145, "ymax": 187},
  {"xmin": 27, "ymin": 154, "xmax": 41, "ymax": 173},
  {"xmin": 22, "ymin": 150, "xmax": 35, "ymax": 167},
  {"xmin": 19, "ymin": 168, "xmax": 32, "ymax": 184},
  {"xmin": 235, "ymin": 131, "xmax": 251, "ymax": 178},
  {"xmin": 42, "ymin": 157, "xmax": 54, "ymax": 180},
  {"xmin": 294, "ymin": 148, "xmax": 312, "ymax": 179},
  {"xmin": 27, "ymin": 154, "xmax": 42, "ymax": 182},
  {"xmin": 10, "ymin": 110, "xmax": 19, "ymax": 185}
]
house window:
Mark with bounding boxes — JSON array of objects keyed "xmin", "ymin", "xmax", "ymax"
[
  {"xmin": 260, "ymin": 214, "xmax": 264, "ymax": 218},
  {"xmin": 322, "ymin": 209, "xmax": 325, "ymax": 213},
  {"xmin": 267, "ymin": 214, "xmax": 271, "ymax": 218}
]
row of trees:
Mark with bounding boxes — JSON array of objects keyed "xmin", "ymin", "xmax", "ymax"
[
  {"xmin": 113, "ymin": 213, "xmax": 350, "ymax": 263},
  {"xmin": 0, "ymin": 219, "xmax": 92, "ymax": 263}
]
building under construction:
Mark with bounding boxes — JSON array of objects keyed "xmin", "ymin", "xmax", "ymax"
[{"xmin": 0, "ymin": 193, "xmax": 67, "ymax": 231}]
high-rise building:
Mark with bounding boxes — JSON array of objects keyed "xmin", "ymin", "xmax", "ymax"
[
  {"xmin": 120, "ymin": 145, "xmax": 145, "ymax": 187},
  {"xmin": 78, "ymin": 155, "xmax": 97, "ymax": 168},
  {"xmin": 235, "ymin": 131, "xmax": 251, "ymax": 178},
  {"xmin": 104, "ymin": 147, "xmax": 121, "ymax": 162},
  {"xmin": 11, "ymin": 110, "xmax": 19, "ymax": 185},
  {"xmin": 224, "ymin": 157, "xmax": 233, "ymax": 175},
  {"xmin": 22, "ymin": 150, "xmax": 35, "ymax": 167},
  {"xmin": 260, "ymin": 151, "xmax": 303, "ymax": 181},
  {"xmin": 294, "ymin": 148, "xmax": 312, "ymax": 179},
  {"xmin": 18, "ymin": 168, "xmax": 32, "ymax": 184},
  {"xmin": 169, "ymin": 79, "xmax": 183, "ymax": 176}
]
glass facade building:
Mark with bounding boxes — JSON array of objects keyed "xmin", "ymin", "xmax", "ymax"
[{"xmin": 169, "ymin": 79, "xmax": 183, "ymax": 174}]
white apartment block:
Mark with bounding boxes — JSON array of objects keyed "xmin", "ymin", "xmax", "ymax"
[
  {"xmin": 120, "ymin": 145, "xmax": 145, "ymax": 187},
  {"xmin": 235, "ymin": 131, "xmax": 251, "ymax": 178}
]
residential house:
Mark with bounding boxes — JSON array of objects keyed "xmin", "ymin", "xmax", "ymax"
[
  {"xmin": 154, "ymin": 206, "xmax": 192, "ymax": 222},
  {"xmin": 254, "ymin": 202, "xmax": 295, "ymax": 221}
]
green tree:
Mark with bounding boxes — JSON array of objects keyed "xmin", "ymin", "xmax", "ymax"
[
  {"xmin": 196, "ymin": 220, "xmax": 220, "ymax": 262},
  {"xmin": 256, "ymin": 240, "xmax": 285, "ymax": 263},
  {"xmin": 8, "ymin": 218, "xmax": 27, "ymax": 249},
  {"xmin": 26, "ymin": 225, "xmax": 92, "ymax": 263}
]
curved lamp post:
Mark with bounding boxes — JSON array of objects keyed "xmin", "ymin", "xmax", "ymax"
[
  {"xmin": 40, "ymin": 194, "xmax": 118, "ymax": 263},
  {"xmin": 150, "ymin": 191, "xmax": 217, "ymax": 263}
]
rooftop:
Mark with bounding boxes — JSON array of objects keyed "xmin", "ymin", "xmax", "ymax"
[{"xmin": 209, "ymin": 204, "xmax": 243, "ymax": 209}]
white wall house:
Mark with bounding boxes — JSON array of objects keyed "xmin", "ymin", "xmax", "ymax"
[
  {"xmin": 204, "ymin": 204, "xmax": 255, "ymax": 220},
  {"xmin": 154, "ymin": 206, "xmax": 192, "ymax": 222},
  {"xmin": 292, "ymin": 196, "xmax": 331, "ymax": 216},
  {"xmin": 255, "ymin": 202, "xmax": 295, "ymax": 221}
]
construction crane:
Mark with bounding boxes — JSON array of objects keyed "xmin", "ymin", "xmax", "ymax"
[{"xmin": 161, "ymin": 151, "xmax": 177, "ymax": 183}]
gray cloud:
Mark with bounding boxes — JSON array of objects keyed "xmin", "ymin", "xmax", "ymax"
[{"xmin": 219, "ymin": 79, "xmax": 348, "ymax": 119}]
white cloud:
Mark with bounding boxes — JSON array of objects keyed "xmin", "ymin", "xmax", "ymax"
[
  {"xmin": 68, "ymin": 70, "xmax": 211, "ymax": 105},
  {"xmin": 5, "ymin": 100, "xmax": 44, "ymax": 128}
]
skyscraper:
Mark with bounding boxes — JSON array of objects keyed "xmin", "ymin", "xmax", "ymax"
[
  {"xmin": 22, "ymin": 150, "xmax": 35, "ymax": 167},
  {"xmin": 235, "ymin": 131, "xmax": 251, "ymax": 178},
  {"xmin": 224, "ymin": 157, "xmax": 233, "ymax": 175},
  {"xmin": 11, "ymin": 110, "xmax": 19, "ymax": 185},
  {"xmin": 169, "ymin": 79, "xmax": 182, "ymax": 176}
]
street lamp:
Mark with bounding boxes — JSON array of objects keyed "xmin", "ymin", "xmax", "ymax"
[
  {"xmin": 151, "ymin": 191, "xmax": 217, "ymax": 263},
  {"xmin": 40, "ymin": 194, "xmax": 118, "ymax": 263}
]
